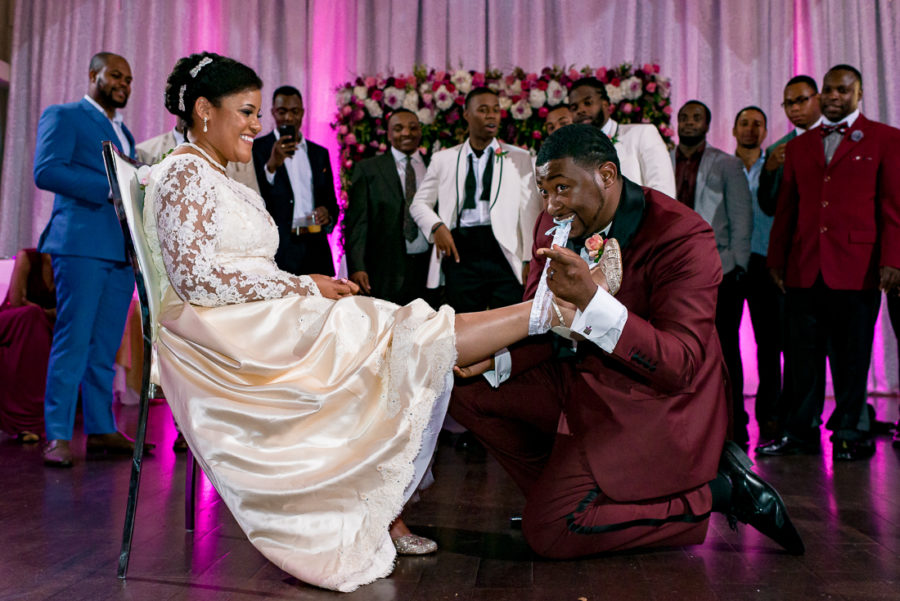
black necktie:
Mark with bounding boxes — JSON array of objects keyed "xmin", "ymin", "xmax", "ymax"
[
  {"xmin": 481, "ymin": 149, "xmax": 493, "ymax": 201},
  {"xmin": 463, "ymin": 154, "xmax": 477, "ymax": 210},
  {"xmin": 403, "ymin": 156, "xmax": 418, "ymax": 242}
]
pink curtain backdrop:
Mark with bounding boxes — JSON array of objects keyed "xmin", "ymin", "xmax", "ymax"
[{"xmin": 0, "ymin": 0, "xmax": 897, "ymax": 395}]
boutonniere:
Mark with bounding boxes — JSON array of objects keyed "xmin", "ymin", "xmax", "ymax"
[
  {"xmin": 138, "ymin": 148, "xmax": 176, "ymax": 190},
  {"xmin": 608, "ymin": 133, "xmax": 620, "ymax": 145},
  {"xmin": 585, "ymin": 233, "xmax": 606, "ymax": 263},
  {"xmin": 495, "ymin": 145, "xmax": 509, "ymax": 161}
]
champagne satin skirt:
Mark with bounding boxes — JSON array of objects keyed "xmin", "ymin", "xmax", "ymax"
[{"xmin": 156, "ymin": 288, "xmax": 456, "ymax": 592}]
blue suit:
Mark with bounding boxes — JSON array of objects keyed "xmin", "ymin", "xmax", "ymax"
[{"xmin": 34, "ymin": 98, "xmax": 136, "ymax": 441}]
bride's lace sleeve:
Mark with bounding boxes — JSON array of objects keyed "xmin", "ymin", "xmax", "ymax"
[{"xmin": 152, "ymin": 158, "xmax": 320, "ymax": 306}]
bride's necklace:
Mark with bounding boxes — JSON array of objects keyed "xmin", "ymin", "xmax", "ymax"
[{"xmin": 183, "ymin": 142, "xmax": 227, "ymax": 173}]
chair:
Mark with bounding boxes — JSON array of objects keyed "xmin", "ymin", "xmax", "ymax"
[{"xmin": 102, "ymin": 142, "xmax": 200, "ymax": 579}]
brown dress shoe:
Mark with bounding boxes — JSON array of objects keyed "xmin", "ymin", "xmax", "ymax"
[
  {"xmin": 172, "ymin": 432, "xmax": 189, "ymax": 453},
  {"xmin": 86, "ymin": 432, "xmax": 155, "ymax": 456},
  {"xmin": 44, "ymin": 440, "xmax": 74, "ymax": 468}
]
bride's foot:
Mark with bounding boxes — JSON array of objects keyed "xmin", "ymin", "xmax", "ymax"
[
  {"xmin": 390, "ymin": 518, "xmax": 437, "ymax": 556},
  {"xmin": 591, "ymin": 237, "xmax": 622, "ymax": 295}
]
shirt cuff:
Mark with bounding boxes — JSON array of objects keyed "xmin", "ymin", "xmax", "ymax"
[
  {"xmin": 569, "ymin": 286, "xmax": 628, "ymax": 353},
  {"xmin": 482, "ymin": 348, "xmax": 511, "ymax": 388},
  {"xmin": 264, "ymin": 166, "xmax": 276, "ymax": 184}
]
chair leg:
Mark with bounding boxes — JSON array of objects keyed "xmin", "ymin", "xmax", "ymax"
[
  {"xmin": 185, "ymin": 449, "xmax": 198, "ymax": 531},
  {"xmin": 117, "ymin": 381, "xmax": 152, "ymax": 579}
]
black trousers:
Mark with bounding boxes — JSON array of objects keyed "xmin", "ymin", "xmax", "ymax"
[
  {"xmin": 442, "ymin": 226, "xmax": 523, "ymax": 312},
  {"xmin": 716, "ymin": 267, "xmax": 746, "ymax": 443},
  {"xmin": 745, "ymin": 253, "xmax": 789, "ymax": 430},
  {"xmin": 784, "ymin": 278, "xmax": 880, "ymax": 442},
  {"xmin": 390, "ymin": 251, "xmax": 434, "ymax": 308}
]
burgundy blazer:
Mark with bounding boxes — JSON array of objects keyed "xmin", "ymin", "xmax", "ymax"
[
  {"xmin": 517, "ymin": 180, "xmax": 728, "ymax": 502},
  {"xmin": 767, "ymin": 114, "xmax": 900, "ymax": 290}
]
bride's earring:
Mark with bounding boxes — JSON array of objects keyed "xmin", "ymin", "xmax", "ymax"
[{"xmin": 203, "ymin": 117, "xmax": 208, "ymax": 133}]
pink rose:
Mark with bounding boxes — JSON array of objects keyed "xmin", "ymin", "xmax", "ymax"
[
  {"xmin": 371, "ymin": 89, "xmax": 384, "ymax": 101},
  {"xmin": 585, "ymin": 233, "xmax": 604, "ymax": 252},
  {"xmin": 446, "ymin": 82, "xmax": 456, "ymax": 93},
  {"xmin": 621, "ymin": 103, "xmax": 633, "ymax": 114},
  {"xmin": 642, "ymin": 63, "xmax": 654, "ymax": 74},
  {"xmin": 356, "ymin": 144, "xmax": 365, "ymax": 153},
  {"xmin": 654, "ymin": 64, "xmax": 661, "ymax": 73},
  {"xmin": 536, "ymin": 80, "xmax": 548, "ymax": 91},
  {"xmin": 344, "ymin": 159, "xmax": 353, "ymax": 169},
  {"xmin": 455, "ymin": 95, "xmax": 465, "ymax": 106},
  {"xmin": 378, "ymin": 143, "xmax": 387, "ymax": 152},
  {"xmin": 610, "ymin": 77, "xmax": 621, "ymax": 87},
  {"xmin": 646, "ymin": 82, "xmax": 657, "ymax": 93},
  {"xmin": 446, "ymin": 111, "xmax": 459, "ymax": 124},
  {"xmin": 568, "ymin": 68, "xmax": 580, "ymax": 80},
  {"xmin": 345, "ymin": 133, "xmax": 357, "ymax": 145},
  {"xmin": 435, "ymin": 70, "xmax": 446, "ymax": 82},
  {"xmin": 500, "ymin": 109, "xmax": 508, "ymax": 119},
  {"xmin": 532, "ymin": 130, "xmax": 542, "ymax": 140},
  {"xmin": 341, "ymin": 105, "xmax": 352, "ymax": 116},
  {"xmin": 472, "ymin": 72, "xmax": 486, "ymax": 86},
  {"xmin": 364, "ymin": 76, "xmax": 377, "ymax": 87},
  {"xmin": 595, "ymin": 67, "xmax": 607, "ymax": 82},
  {"xmin": 537, "ymin": 106, "xmax": 549, "ymax": 118},
  {"xmin": 662, "ymin": 105, "xmax": 673, "ymax": 115},
  {"xmin": 422, "ymin": 93, "xmax": 434, "ymax": 105},
  {"xmin": 338, "ymin": 125, "xmax": 348, "ymax": 135},
  {"xmin": 340, "ymin": 190, "xmax": 349, "ymax": 201},
  {"xmin": 525, "ymin": 72, "xmax": 538, "ymax": 82},
  {"xmin": 353, "ymin": 109, "xmax": 365, "ymax": 121}
]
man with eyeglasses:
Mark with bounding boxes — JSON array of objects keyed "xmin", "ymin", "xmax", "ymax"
[{"xmin": 757, "ymin": 76, "xmax": 822, "ymax": 216}]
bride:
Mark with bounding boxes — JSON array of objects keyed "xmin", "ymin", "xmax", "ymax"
[{"xmin": 144, "ymin": 52, "xmax": 598, "ymax": 592}]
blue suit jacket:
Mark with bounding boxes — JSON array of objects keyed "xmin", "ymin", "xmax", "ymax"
[{"xmin": 34, "ymin": 98, "xmax": 135, "ymax": 262}]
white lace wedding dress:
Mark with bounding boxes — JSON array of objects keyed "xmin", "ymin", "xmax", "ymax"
[{"xmin": 143, "ymin": 153, "xmax": 456, "ymax": 592}]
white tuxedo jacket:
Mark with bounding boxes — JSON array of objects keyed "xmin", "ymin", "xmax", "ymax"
[
  {"xmin": 608, "ymin": 120, "xmax": 676, "ymax": 198},
  {"xmin": 409, "ymin": 141, "xmax": 542, "ymax": 288},
  {"xmin": 136, "ymin": 129, "xmax": 261, "ymax": 195}
]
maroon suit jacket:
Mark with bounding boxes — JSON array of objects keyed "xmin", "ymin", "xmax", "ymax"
[
  {"xmin": 767, "ymin": 114, "xmax": 900, "ymax": 290},
  {"xmin": 516, "ymin": 180, "xmax": 728, "ymax": 502}
]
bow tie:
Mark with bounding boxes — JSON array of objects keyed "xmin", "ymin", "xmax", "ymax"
[{"xmin": 820, "ymin": 122, "xmax": 849, "ymax": 137}]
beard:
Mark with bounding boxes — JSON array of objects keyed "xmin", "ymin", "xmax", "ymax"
[
  {"xmin": 99, "ymin": 87, "xmax": 128, "ymax": 109},
  {"xmin": 678, "ymin": 133, "xmax": 705, "ymax": 147}
]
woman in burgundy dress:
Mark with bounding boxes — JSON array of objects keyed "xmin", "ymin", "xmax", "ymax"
[{"xmin": 0, "ymin": 249, "xmax": 56, "ymax": 442}]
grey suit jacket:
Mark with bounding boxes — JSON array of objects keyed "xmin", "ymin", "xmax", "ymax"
[{"xmin": 670, "ymin": 145, "xmax": 752, "ymax": 273}]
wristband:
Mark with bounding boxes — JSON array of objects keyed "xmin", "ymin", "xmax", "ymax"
[{"xmin": 431, "ymin": 222, "xmax": 445, "ymax": 234}]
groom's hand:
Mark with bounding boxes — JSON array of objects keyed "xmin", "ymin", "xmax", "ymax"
[
  {"xmin": 537, "ymin": 245, "xmax": 597, "ymax": 311},
  {"xmin": 454, "ymin": 356, "xmax": 494, "ymax": 379}
]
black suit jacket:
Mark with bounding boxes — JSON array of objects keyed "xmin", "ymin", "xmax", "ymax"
[
  {"xmin": 344, "ymin": 152, "xmax": 430, "ymax": 302},
  {"xmin": 252, "ymin": 132, "xmax": 338, "ymax": 275}
]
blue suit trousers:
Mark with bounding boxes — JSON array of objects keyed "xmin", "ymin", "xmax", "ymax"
[{"xmin": 44, "ymin": 255, "xmax": 134, "ymax": 440}]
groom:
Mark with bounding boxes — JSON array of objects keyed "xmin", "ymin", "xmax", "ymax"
[{"xmin": 451, "ymin": 124, "xmax": 803, "ymax": 558}]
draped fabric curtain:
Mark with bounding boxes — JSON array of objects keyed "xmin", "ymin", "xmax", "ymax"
[{"xmin": 0, "ymin": 0, "xmax": 898, "ymax": 392}]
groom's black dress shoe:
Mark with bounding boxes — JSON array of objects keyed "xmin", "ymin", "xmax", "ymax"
[
  {"xmin": 833, "ymin": 439, "xmax": 875, "ymax": 461},
  {"xmin": 756, "ymin": 435, "xmax": 820, "ymax": 456},
  {"xmin": 718, "ymin": 441, "xmax": 804, "ymax": 555}
]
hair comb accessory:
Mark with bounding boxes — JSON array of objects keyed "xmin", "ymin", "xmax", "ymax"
[
  {"xmin": 190, "ymin": 56, "xmax": 213, "ymax": 78},
  {"xmin": 178, "ymin": 85, "xmax": 186, "ymax": 112}
]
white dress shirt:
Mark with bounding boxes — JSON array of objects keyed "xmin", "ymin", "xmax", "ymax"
[
  {"xmin": 458, "ymin": 138, "xmax": 501, "ymax": 228},
  {"xmin": 391, "ymin": 146, "xmax": 430, "ymax": 254},
  {"xmin": 264, "ymin": 131, "xmax": 314, "ymax": 227},
  {"xmin": 794, "ymin": 115, "xmax": 824, "ymax": 137},
  {"xmin": 822, "ymin": 108, "xmax": 859, "ymax": 129},
  {"xmin": 83, "ymin": 95, "xmax": 131, "ymax": 156}
]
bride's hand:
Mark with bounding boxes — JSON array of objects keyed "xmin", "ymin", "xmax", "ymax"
[{"xmin": 312, "ymin": 275, "xmax": 359, "ymax": 299}]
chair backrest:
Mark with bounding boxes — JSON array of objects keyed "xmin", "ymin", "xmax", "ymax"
[{"xmin": 102, "ymin": 141, "xmax": 162, "ymax": 386}]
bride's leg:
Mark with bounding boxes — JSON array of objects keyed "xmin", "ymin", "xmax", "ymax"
[{"xmin": 454, "ymin": 300, "xmax": 573, "ymax": 367}]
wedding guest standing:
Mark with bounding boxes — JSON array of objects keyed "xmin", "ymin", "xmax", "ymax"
[
  {"xmin": 34, "ymin": 52, "xmax": 143, "ymax": 467},
  {"xmin": 762, "ymin": 65, "xmax": 900, "ymax": 460},
  {"xmin": 410, "ymin": 87, "xmax": 542, "ymax": 312},
  {"xmin": 671, "ymin": 100, "xmax": 753, "ymax": 446},
  {"xmin": 568, "ymin": 77, "xmax": 675, "ymax": 197},
  {"xmin": 345, "ymin": 109, "xmax": 433, "ymax": 306},
  {"xmin": 0, "ymin": 249, "xmax": 55, "ymax": 442},
  {"xmin": 252, "ymin": 86, "xmax": 338, "ymax": 276},
  {"xmin": 544, "ymin": 105, "xmax": 573, "ymax": 136}
]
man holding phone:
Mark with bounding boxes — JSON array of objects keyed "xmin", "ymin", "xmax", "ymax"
[{"xmin": 252, "ymin": 85, "xmax": 338, "ymax": 275}]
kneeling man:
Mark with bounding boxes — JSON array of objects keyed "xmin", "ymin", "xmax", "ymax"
[{"xmin": 451, "ymin": 124, "xmax": 803, "ymax": 557}]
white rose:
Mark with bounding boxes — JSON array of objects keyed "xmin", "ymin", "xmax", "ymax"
[
  {"xmin": 510, "ymin": 99, "xmax": 532, "ymax": 120},
  {"xmin": 419, "ymin": 82, "xmax": 431, "ymax": 95},
  {"xmin": 498, "ymin": 95, "xmax": 513, "ymax": 111},
  {"xmin": 336, "ymin": 88, "xmax": 352, "ymax": 107},
  {"xmin": 507, "ymin": 79, "xmax": 523, "ymax": 96},
  {"xmin": 528, "ymin": 88, "xmax": 547, "ymax": 109},
  {"xmin": 434, "ymin": 85, "xmax": 455, "ymax": 111},
  {"xmin": 623, "ymin": 76, "xmax": 643, "ymax": 100},
  {"xmin": 451, "ymin": 70, "xmax": 473, "ymax": 95},
  {"xmin": 364, "ymin": 98, "xmax": 383, "ymax": 118},
  {"xmin": 605, "ymin": 83, "xmax": 625, "ymax": 105},
  {"xmin": 353, "ymin": 85, "xmax": 368, "ymax": 101},
  {"xmin": 402, "ymin": 90, "xmax": 420, "ymax": 111},
  {"xmin": 383, "ymin": 86, "xmax": 406, "ymax": 110},
  {"xmin": 546, "ymin": 80, "xmax": 566, "ymax": 106},
  {"xmin": 416, "ymin": 107, "xmax": 435, "ymax": 125}
]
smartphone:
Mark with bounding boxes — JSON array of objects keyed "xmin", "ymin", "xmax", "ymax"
[{"xmin": 277, "ymin": 124, "xmax": 297, "ymax": 156}]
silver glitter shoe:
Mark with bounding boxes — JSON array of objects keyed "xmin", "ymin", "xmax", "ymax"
[{"xmin": 392, "ymin": 533, "xmax": 438, "ymax": 555}]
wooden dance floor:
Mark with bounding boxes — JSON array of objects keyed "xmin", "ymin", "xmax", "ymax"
[{"xmin": 1, "ymin": 397, "xmax": 898, "ymax": 600}]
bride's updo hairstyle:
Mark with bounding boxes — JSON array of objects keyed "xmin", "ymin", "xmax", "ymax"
[{"xmin": 164, "ymin": 52, "xmax": 263, "ymax": 128}]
